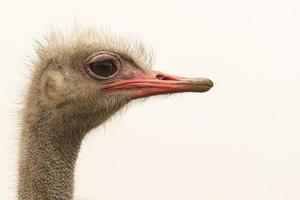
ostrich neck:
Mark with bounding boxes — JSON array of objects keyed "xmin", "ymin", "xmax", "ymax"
[{"xmin": 18, "ymin": 109, "xmax": 86, "ymax": 200}]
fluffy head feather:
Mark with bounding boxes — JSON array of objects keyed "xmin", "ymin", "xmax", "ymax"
[{"xmin": 34, "ymin": 27, "xmax": 154, "ymax": 71}]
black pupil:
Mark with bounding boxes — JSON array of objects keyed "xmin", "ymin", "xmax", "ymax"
[{"xmin": 89, "ymin": 60, "xmax": 117, "ymax": 77}]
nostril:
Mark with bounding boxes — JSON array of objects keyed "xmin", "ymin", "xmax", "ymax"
[
  {"xmin": 156, "ymin": 74, "xmax": 165, "ymax": 80},
  {"xmin": 156, "ymin": 74, "xmax": 173, "ymax": 80}
]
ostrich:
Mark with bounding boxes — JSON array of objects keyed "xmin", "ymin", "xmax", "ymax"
[{"xmin": 18, "ymin": 28, "xmax": 213, "ymax": 200}]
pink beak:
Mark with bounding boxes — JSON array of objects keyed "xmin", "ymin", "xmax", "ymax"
[{"xmin": 102, "ymin": 70, "xmax": 213, "ymax": 100}]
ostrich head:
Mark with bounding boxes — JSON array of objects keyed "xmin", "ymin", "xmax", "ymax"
[
  {"xmin": 24, "ymin": 29, "xmax": 213, "ymax": 136},
  {"xmin": 19, "ymin": 28, "xmax": 213, "ymax": 200}
]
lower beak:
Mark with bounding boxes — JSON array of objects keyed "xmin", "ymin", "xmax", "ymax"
[{"xmin": 102, "ymin": 70, "xmax": 213, "ymax": 100}]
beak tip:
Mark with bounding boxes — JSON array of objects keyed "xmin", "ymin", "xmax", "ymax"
[
  {"xmin": 187, "ymin": 78, "xmax": 213, "ymax": 93},
  {"xmin": 207, "ymin": 79, "xmax": 214, "ymax": 87},
  {"xmin": 192, "ymin": 78, "xmax": 214, "ymax": 88}
]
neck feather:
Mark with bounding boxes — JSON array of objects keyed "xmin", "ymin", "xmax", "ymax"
[
  {"xmin": 18, "ymin": 108, "xmax": 85, "ymax": 200},
  {"xmin": 18, "ymin": 91, "xmax": 123, "ymax": 200}
]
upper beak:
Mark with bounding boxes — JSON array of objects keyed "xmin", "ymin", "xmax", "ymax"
[{"xmin": 102, "ymin": 70, "xmax": 213, "ymax": 100}]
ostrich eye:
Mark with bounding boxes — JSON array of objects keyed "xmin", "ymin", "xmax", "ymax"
[{"xmin": 89, "ymin": 60, "xmax": 118, "ymax": 78}]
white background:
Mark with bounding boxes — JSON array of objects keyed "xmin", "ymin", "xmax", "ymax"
[{"xmin": 0, "ymin": 0, "xmax": 300, "ymax": 199}]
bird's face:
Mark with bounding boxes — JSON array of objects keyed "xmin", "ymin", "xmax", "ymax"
[
  {"xmin": 36, "ymin": 44, "xmax": 213, "ymax": 132},
  {"xmin": 82, "ymin": 50, "xmax": 213, "ymax": 100}
]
